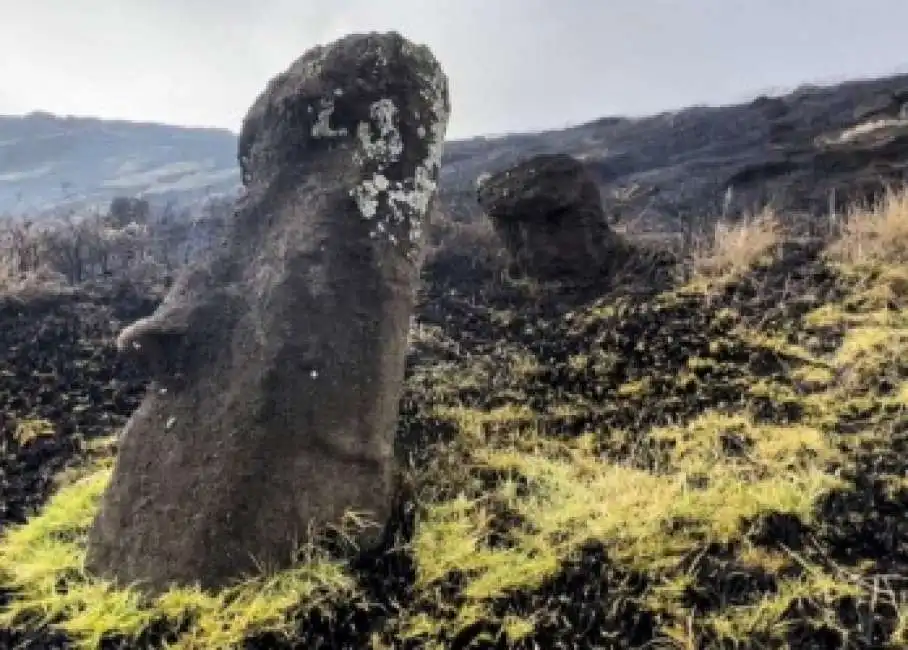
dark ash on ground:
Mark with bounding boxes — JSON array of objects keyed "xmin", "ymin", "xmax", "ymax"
[{"xmin": 2, "ymin": 200, "xmax": 908, "ymax": 649}]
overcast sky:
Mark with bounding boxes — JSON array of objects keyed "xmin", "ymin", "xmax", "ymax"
[{"xmin": 2, "ymin": 0, "xmax": 907, "ymax": 139}]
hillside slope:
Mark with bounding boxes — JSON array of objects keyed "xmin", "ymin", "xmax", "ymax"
[
  {"xmin": 3, "ymin": 71, "xmax": 908, "ymax": 229},
  {"xmin": 0, "ymin": 113, "xmax": 239, "ymax": 215}
]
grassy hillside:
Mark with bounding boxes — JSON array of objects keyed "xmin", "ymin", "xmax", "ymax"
[{"xmin": 1, "ymin": 192, "xmax": 908, "ymax": 648}]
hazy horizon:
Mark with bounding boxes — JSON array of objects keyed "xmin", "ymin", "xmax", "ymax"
[{"xmin": 2, "ymin": 1, "xmax": 907, "ymax": 139}]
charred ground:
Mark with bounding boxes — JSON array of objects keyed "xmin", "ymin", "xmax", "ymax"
[{"xmin": 1, "ymin": 196, "xmax": 908, "ymax": 648}]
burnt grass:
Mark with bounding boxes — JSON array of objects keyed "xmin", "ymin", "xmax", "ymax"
[{"xmin": 2, "ymin": 241, "xmax": 908, "ymax": 649}]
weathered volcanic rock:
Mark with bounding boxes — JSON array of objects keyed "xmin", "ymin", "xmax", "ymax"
[
  {"xmin": 84, "ymin": 31, "xmax": 450, "ymax": 594},
  {"xmin": 477, "ymin": 153, "xmax": 626, "ymax": 282}
]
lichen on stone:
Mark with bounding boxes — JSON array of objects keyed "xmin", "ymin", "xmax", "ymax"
[
  {"xmin": 310, "ymin": 98, "xmax": 348, "ymax": 138},
  {"xmin": 348, "ymin": 67, "xmax": 449, "ymax": 259},
  {"xmin": 398, "ymin": 70, "xmax": 449, "ymax": 248},
  {"xmin": 354, "ymin": 99, "xmax": 404, "ymax": 166}
]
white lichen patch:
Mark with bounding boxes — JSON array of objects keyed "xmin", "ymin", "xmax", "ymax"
[
  {"xmin": 351, "ymin": 183, "xmax": 380, "ymax": 220},
  {"xmin": 353, "ymin": 99, "xmax": 403, "ymax": 166},
  {"xmin": 348, "ymin": 67, "xmax": 449, "ymax": 258},
  {"xmin": 401, "ymin": 70, "xmax": 449, "ymax": 248},
  {"xmin": 310, "ymin": 97, "xmax": 348, "ymax": 138}
]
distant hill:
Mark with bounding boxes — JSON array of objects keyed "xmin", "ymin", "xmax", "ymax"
[
  {"xmin": 4, "ymin": 71, "xmax": 908, "ymax": 231},
  {"xmin": 0, "ymin": 112, "xmax": 239, "ymax": 215}
]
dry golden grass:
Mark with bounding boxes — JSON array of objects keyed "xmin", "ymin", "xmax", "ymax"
[
  {"xmin": 826, "ymin": 186, "xmax": 908, "ymax": 265},
  {"xmin": 686, "ymin": 207, "xmax": 783, "ymax": 290},
  {"xmin": 11, "ymin": 418, "xmax": 56, "ymax": 446}
]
